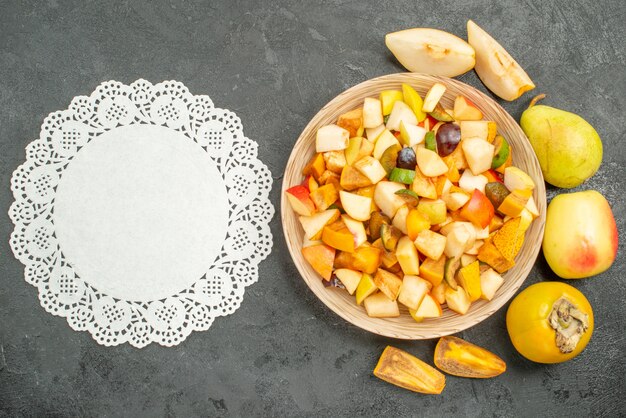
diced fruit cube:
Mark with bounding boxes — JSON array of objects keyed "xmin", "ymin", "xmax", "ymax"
[
  {"xmin": 355, "ymin": 273, "xmax": 378, "ymax": 305},
  {"xmin": 417, "ymin": 199, "xmax": 447, "ymax": 225},
  {"xmin": 416, "ymin": 147, "xmax": 449, "ymax": 177},
  {"xmin": 462, "ymin": 137, "xmax": 495, "ymax": 175},
  {"xmin": 299, "ymin": 209, "xmax": 340, "ymax": 240},
  {"xmin": 422, "ymin": 83, "xmax": 447, "ymax": 113},
  {"xmin": 341, "ymin": 215, "xmax": 367, "ymax": 248},
  {"xmin": 334, "ymin": 268, "xmax": 362, "ymax": 295},
  {"xmin": 316, "ymin": 124, "xmax": 349, "ymax": 153},
  {"xmin": 401, "ymin": 83, "xmax": 427, "ymax": 122},
  {"xmin": 434, "ymin": 176, "xmax": 452, "ymax": 197},
  {"xmin": 380, "ymin": 90, "xmax": 404, "ymax": 115},
  {"xmin": 453, "ymin": 96, "xmax": 483, "ymax": 121},
  {"xmin": 414, "ymin": 229, "xmax": 447, "ymax": 260},
  {"xmin": 302, "ymin": 153, "xmax": 326, "ymax": 180},
  {"xmin": 398, "ymin": 275, "xmax": 430, "ymax": 310},
  {"xmin": 286, "ymin": 185, "xmax": 316, "ymax": 216},
  {"xmin": 400, "ymin": 121, "xmax": 427, "ymax": 146},
  {"xmin": 335, "ymin": 245, "xmax": 383, "ymax": 275},
  {"xmin": 365, "ymin": 124, "xmax": 385, "ymax": 142},
  {"xmin": 396, "ymin": 235, "xmax": 420, "ymax": 275},
  {"xmin": 456, "ymin": 260, "xmax": 481, "ymax": 302},
  {"xmin": 322, "ymin": 220, "xmax": 355, "ymax": 252},
  {"xmin": 302, "ymin": 244, "xmax": 335, "ymax": 281},
  {"xmin": 339, "ymin": 190, "xmax": 371, "ymax": 222},
  {"xmin": 411, "ymin": 293, "xmax": 443, "ymax": 319},
  {"xmin": 318, "ymin": 170, "xmax": 340, "ymax": 186},
  {"xmin": 337, "ymin": 107, "xmax": 363, "ymax": 138},
  {"xmin": 444, "ymin": 223, "xmax": 474, "ymax": 258},
  {"xmin": 504, "ymin": 166, "xmax": 535, "ymax": 192},
  {"xmin": 442, "ymin": 190, "xmax": 470, "ymax": 211},
  {"xmin": 477, "ymin": 238, "xmax": 515, "ymax": 273},
  {"xmin": 460, "ymin": 120, "xmax": 496, "ymax": 142},
  {"xmin": 412, "ymin": 167, "xmax": 437, "ymax": 199},
  {"xmin": 364, "ymin": 293, "xmax": 400, "ymax": 318},
  {"xmin": 340, "ymin": 165, "xmax": 372, "ymax": 191},
  {"xmin": 491, "ymin": 135, "xmax": 510, "ymax": 169},
  {"xmin": 431, "ymin": 282, "xmax": 446, "ymax": 304},
  {"xmin": 380, "ymin": 223, "xmax": 403, "ymax": 252},
  {"xmin": 441, "ymin": 155, "xmax": 461, "ymax": 182},
  {"xmin": 406, "ymin": 209, "xmax": 431, "ymax": 241},
  {"xmin": 374, "ymin": 269, "xmax": 403, "ymax": 300},
  {"xmin": 386, "ymin": 100, "xmax": 418, "ymax": 131},
  {"xmin": 460, "ymin": 189, "xmax": 495, "ymax": 229},
  {"xmin": 420, "ymin": 256, "xmax": 446, "ymax": 287},
  {"xmin": 373, "ymin": 130, "xmax": 401, "ymax": 160},
  {"xmin": 461, "ymin": 254, "xmax": 477, "ymax": 267},
  {"xmin": 498, "ymin": 188, "xmax": 532, "ymax": 217},
  {"xmin": 525, "ymin": 196, "xmax": 539, "ymax": 217},
  {"xmin": 374, "ymin": 181, "xmax": 407, "ymax": 218},
  {"xmin": 323, "ymin": 150, "xmax": 347, "ymax": 174},
  {"xmin": 374, "ymin": 346, "xmax": 446, "ymax": 395},
  {"xmin": 480, "ymin": 268, "xmax": 504, "ymax": 301},
  {"xmin": 345, "ymin": 136, "xmax": 375, "ymax": 165},
  {"xmin": 363, "ymin": 97, "xmax": 384, "ymax": 128},
  {"xmin": 464, "ymin": 239, "xmax": 484, "ymax": 255},
  {"xmin": 309, "ymin": 183, "xmax": 339, "ymax": 211},
  {"xmin": 354, "ymin": 156, "xmax": 387, "ymax": 184},
  {"xmin": 392, "ymin": 205, "xmax": 410, "ymax": 235},
  {"xmin": 445, "ymin": 285, "xmax": 471, "ymax": 315},
  {"xmin": 303, "ymin": 175, "xmax": 319, "ymax": 193}
]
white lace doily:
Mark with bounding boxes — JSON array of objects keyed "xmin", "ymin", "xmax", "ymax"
[{"xmin": 9, "ymin": 80, "xmax": 274, "ymax": 347}]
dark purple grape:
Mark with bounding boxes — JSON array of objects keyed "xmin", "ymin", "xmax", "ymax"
[
  {"xmin": 397, "ymin": 147, "xmax": 417, "ymax": 169},
  {"xmin": 436, "ymin": 123, "xmax": 461, "ymax": 157}
]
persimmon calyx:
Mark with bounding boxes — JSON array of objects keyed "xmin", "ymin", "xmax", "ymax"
[{"xmin": 548, "ymin": 297, "xmax": 590, "ymax": 354}]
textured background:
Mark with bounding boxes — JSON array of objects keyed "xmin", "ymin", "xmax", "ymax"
[{"xmin": 1, "ymin": 0, "xmax": 625, "ymax": 416}]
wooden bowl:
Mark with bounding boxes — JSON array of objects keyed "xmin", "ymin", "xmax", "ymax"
[{"xmin": 281, "ymin": 73, "xmax": 546, "ymax": 339}]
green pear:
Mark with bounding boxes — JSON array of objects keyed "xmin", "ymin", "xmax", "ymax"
[{"xmin": 520, "ymin": 95, "xmax": 602, "ymax": 188}]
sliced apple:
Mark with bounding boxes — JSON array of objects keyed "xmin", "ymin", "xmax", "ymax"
[
  {"xmin": 337, "ymin": 107, "xmax": 363, "ymax": 138},
  {"xmin": 363, "ymin": 97, "xmax": 384, "ymax": 128},
  {"xmin": 392, "ymin": 205, "xmax": 410, "ymax": 235},
  {"xmin": 334, "ymin": 268, "xmax": 362, "ymax": 295},
  {"xmin": 301, "ymin": 243, "xmax": 335, "ymax": 281},
  {"xmin": 354, "ymin": 156, "xmax": 387, "ymax": 184},
  {"xmin": 339, "ymin": 190, "xmax": 371, "ymax": 222},
  {"xmin": 416, "ymin": 147, "xmax": 448, "ymax": 177},
  {"xmin": 412, "ymin": 166, "xmax": 437, "ymax": 199},
  {"xmin": 397, "ymin": 275, "xmax": 430, "ymax": 310},
  {"xmin": 385, "ymin": 28, "xmax": 475, "ymax": 77},
  {"xmin": 373, "ymin": 130, "xmax": 401, "ymax": 160},
  {"xmin": 356, "ymin": 273, "xmax": 378, "ymax": 305},
  {"xmin": 467, "ymin": 20, "xmax": 535, "ymax": 101},
  {"xmin": 412, "ymin": 293, "xmax": 443, "ymax": 319},
  {"xmin": 406, "ymin": 208, "xmax": 431, "ymax": 241},
  {"xmin": 396, "ymin": 235, "xmax": 420, "ymax": 275},
  {"xmin": 458, "ymin": 169, "xmax": 488, "ymax": 194},
  {"xmin": 299, "ymin": 209, "xmax": 340, "ymax": 240},
  {"xmin": 363, "ymin": 292, "xmax": 400, "ymax": 318},
  {"xmin": 341, "ymin": 214, "xmax": 368, "ymax": 248},
  {"xmin": 414, "ymin": 229, "xmax": 447, "ymax": 260},
  {"xmin": 444, "ymin": 223, "xmax": 474, "ymax": 259},
  {"xmin": 422, "ymin": 82, "xmax": 447, "ymax": 113},
  {"xmin": 504, "ymin": 166, "xmax": 535, "ymax": 192},
  {"xmin": 453, "ymin": 96, "xmax": 483, "ymax": 121},
  {"xmin": 461, "ymin": 137, "xmax": 495, "ymax": 175},
  {"xmin": 309, "ymin": 183, "xmax": 338, "ymax": 211},
  {"xmin": 374, "ymin": 269, "xmax": 403, "ymax": 300},
  {"xmin": 420, "ymin": 256, "xmax": 446, "ymax": 287},
  {"xmin": 386, "ymin": 100, "xmax": 418, "ymax": 131},
  {"xmin": 374, "ymin": 181, "xmax": 407, "ymax": 218},
  {"xmin": 461, "ymin": 253, "xmax": 477, "ymax": 267},
  {"xmin": 286, "ymin": 185, "xmax": 316, "ymax": 216},
  {"xmin": 345, "ymin": 136, "xmax": 375, "ymax": 165},
  {"xmin": 417, "ymin": 198, "xmax": 447, "ymax": 225},
  {"xmin": 316, "ymin": 124, "xmax": 349, "ymax": 153},
  {"xmin": 460, "ymin": 120, "xmax": 496, "ymax": 142},
  {"xmin": 340, "ymin": 165, "xmax": 372, "ymax": 191},
  {"xmin": 525, "ymin": 196, "xmax": 539, "ymax": 218},
  {"xmin": 399, "ymin": 121, "xmax": 427, "ymax": 147},
  {"xmin": 445, "ymin": 285, "xmax": 471, "ymax": 315},
  {"xmin": 480, "ymin": 268, "xmax": 504, "ymax": 301},
  {"xmin": 365, "ymin": 124, "xmax": 385, "ymax": 142},
  {"xmin": 302, "ymin": 152, "xmax": 326, "ymax": 180},
  {"xmin": 442, "ymin": 190, "xmax": 470, "ymax": 211}
]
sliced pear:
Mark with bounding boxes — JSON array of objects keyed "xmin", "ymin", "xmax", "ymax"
[
  {"xmin": 422, "ymin": 83, "xmax": 447, "ymax": 113},
  {"xmin": 340, "ymin": 191, "xmax": 372, "ymax": 222},
  {"xmin": 467, "ymin": 20, "xmax": 535, "ymax": 101},
  {"xmin": 385, "ymin": 28, "xmax": 475, "ymax": 77},
  {"xmin": 363, "ymin": 97, "xmax": 384, "ymax": 128},
  {"xmin": 386, "ymin": 100, "xmax": 418, "ymax": 131}
]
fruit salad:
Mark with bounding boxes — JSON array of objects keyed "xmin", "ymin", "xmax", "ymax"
[{"xmin": 285, "ymin": 82, "xmax": 539, "ymax": 320}]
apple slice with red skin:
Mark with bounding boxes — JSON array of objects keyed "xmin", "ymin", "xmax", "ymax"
[
  {"xmin": 460, "ymin": 189, "xmax": 495, "ymax": 229},
  {"xmin": 286, "ymin": 185, "xmax": 316, "ymax": 216}
]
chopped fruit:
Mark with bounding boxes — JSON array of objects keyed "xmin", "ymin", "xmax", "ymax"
[
  {"xmin": 477, "ymin": 238, "xmax": 515, "ymax": 273},
  {"xmin": 303, "ymin": 175, "xmax": 319, "ymax": 193},
  {"xmin": 444, "ymin": 256, "xmax": 460, "ymax": 290},
  {"xmin": 504, "ymin": 166, "xmax": 535, "ymax": 191},
  {"xmin": 489, "ymin": 214, "xmax": 504, "ymax": 232},
  {"xmin": 402, "ymin": 83, "xmax": 427, "ymax": 122},
  {"xmin": 424, "ymin": 131, "xmax": 437, "ymax": 152},
  {"xmin": 491, "ymin": 135, "xmax": 510, "ymax": 169},
  {"xmin": 429, "ymin": 103, "xmax": 454, "ymax": 122},
  {"xmin": 380, "ymin": 223, "xmax": 403, "ymax": 252},
  {"xmin": 444, "ymin": 223, "xmax": 474, "ymax": 259},
  {"xmin": 414, "ymin": 229, "xmax": 447, "ymax": 260},
  {"xmin": 302, "ymin": 152, "xmax": 326, "ymax": 180},
  {"xmin": 334, "ymin": 268, "xmax": 362, "ymax": 295},
  {"xmin": 373, "ymin": 130, "xmax": 401, "ymax": 160},
  {"xmin": 447, "ymin": 143, "xmax": 468, "ymax": 170},
  {"xmin": 374, "ymin": 269, "xmax": 403, "ymax": 300},
  {"xmin": 497, "ymin": 189, "xmax": 532, "ymax": 218},
  {"xmin": 417, "ymin": 199, "xmax": 447, "ymax": 225},
  {"xmin": 416, "ymin": 147, "xmax": 449, "ymax": 177},
  {"xmin": 355, "ymin": 273, "xmax": 378, "ymax": 304},
  {"xmin": 420, "ymin": 256, "xmax": 446, "ymax": 287},
  {"xmin": 460, "ymin": 189, "xmax": 495, "ymax": 229},
  {"xmin": 422, "ymin": 83, "xmax": 447, "ymax": 113},
  {"xmin": 374, "ymin": 181, "xmax": 407, "ymax": 218},
  {"xmin": 411, "ymin": 293, "xmax": 443, "ymax": 320},
  {"xmin": 352, "ymin": 156, "xmax": 386, "ymax": 184},
  {"xmin": 462, "ymin": 137, "xmax": 495, "ymax": 175},
  {"xmin": 525, "ymin": 196, "xmax": 539, "ymax": 217},
  {"xmin": 364, "ymin": 293, "xmax": 400, "ymax": 318},
  {"xmin": 442, "ymin": 190, "xmax": 470, "ymax": 211},
  {"xmin": 386, "ymin": 100, "xmax": 418, "ymax": 131},
  {"xmin": 341, "ymin": 215, "xmax": 368, "ymax": 248},
  {"xmin": 474, "ymin": 224, "xmax": 490, "ymax": 239},
  {"xmin": 363, "ymin": 97, "xmax": 384, "ymax": 128},
  {"xmin": 456, "ymin": 260, "xmax": 481, "ymax": 302},
  {"xmin": 412, "ymin": 167, "xmax": 438, "ymax": 199},
  {"xmin": 389, "ymin": 167, "xmax": 416, "ymax": 185},
  {"xmin": 316, "ymin": 124, "xmax": 349, "ymax": 153},
  {"xmin": 309, "ymin": 183, "xmax": 339, "ymax": 211},
  {"xmin": 484, "ymin": 181, "xmax": 510, "ymax": 209},
  {"xmin": 494, "ymin": 150, "xmax": 512, "ymax": 174},
  {"xmin": 467, "ymin": 20, "xmax": 535, "ymax": 101},
  {"xmin": 318, "ymin": 169, "xmax": 340, "ymax": 186},
  {"xmin": 483, "ymin": 168, "xmax": 504, "ymax": 184},
  {"xmin": 492, "ymin": 217, "xmax": 525, "ymax": 261},
  {"xmin": 302, "ymin": 244, "xmax": 335, "ymax": 281},
  {"xmin": 396, "ymin": 236, "xmax": 420, "ymax": 275},
  {"xmin": 435, "ymin": 176, "xmax": 453, "ymax": 196},
  {"xmin": 299, "ymin": 209, "xmax": 340, "ymax": 240},
  {"xmin": 340, "ymin": 165, "xmax": 372, "ymax": 191},
  {"xmin": 445, "ymin": 285, "xmax": 471, "ymax": 315},
  {"xmin": 461, "ymin": 254, "xmax": 477, "ymax": 267},
  {"xmin": 454, "ymin": 96, "xmax": 483, "ymax": 121},
  {"xmin": 286, "ymin": 185, "xmax": 317, "ymax": 216},
  {"xmin": 337, "ymin": 107, "xmax": 363, "ymax": 138},
  {"xmin": 395, "ymin": 190, "xmax": 419, "ymax": 208},
  {"xmin": 392, "ymin": 205, "xmax": 410, "ymax": 235},
  {"xmin": 464, "ymin": 239, "xmax": 484, "ymax": 255},
  {"xmin": 335, "ymin": 245, "xmax": 383, "ymax": 275},
  {"xmin": 380, "ymin": 90, "xmax": 404, "ymax": 116},
  {"xmin": 431, "ymin": 282, "xmax": 446, "ymax": 304},
  {"xmin": 460, "ymin": 120, "xmax": 497, "ymax": 143},
  {"xmin": 368, "ymin": 211, "xmax": 390, "ymax": 240},
  {"xmin": 400, "ymin": 121, "xmax": 427, "ymax": 146},
  {"xmin": 398, "ymin": 275, "xmax": 430, "ymax": 310},
  {"xmin": 374, "ymin": 346, "xmax": 446, "ymax": 394},
  {"xmin": 365, "ymin": 124, "xmax": 385, "ymax": 142},
  {"xmin": 379, "ymin": 143, "xmax": 402, "ymax": 174},
  {"xmin": 434, "ymin": 336, "xmax": 506, "ymax": 378},
  {"xmin": 322, "ymin": 220, "xmax": 355, "ymax": 252},
  {"xmin": 407, "ymin": 209, "xmax": 431, "ymax": 240},
  {"xmin": 339, "ymin": 190, "xmax": 372, "ymax": 221},
  {"xmin": 442, "ymin": 156, "xmax": 461, "ymax": 182},
  {"xmin": 480, "ymin": 268, "xmax": 504, "ymax": 301},
  {"xmin": 345, "ymin": 136, "xmax": 375, "ymax": 165},
  {"xmin": 373, "ymin": 238, "xmax": 399, "ymax": 269},
  {"xmin": 323, "ymin": 150, "xmax": 347, "ymax": 174}
]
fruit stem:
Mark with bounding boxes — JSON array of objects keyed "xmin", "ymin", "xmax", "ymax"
[{"xmin": 527, "ymin": 94, "xmax": 546, "ymax": 109}]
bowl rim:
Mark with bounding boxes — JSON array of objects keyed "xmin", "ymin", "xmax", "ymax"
[{"xmin": 281, "ymin": 72, "xmax": 546, "ymax": 339}]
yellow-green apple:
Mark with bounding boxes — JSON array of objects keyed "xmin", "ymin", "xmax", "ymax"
[
  {"xmin": 543, "ymin": 190, "xmax": 618, "ymax": 278},
  {"xmin": 285, "ymin": 185, "xmax": 316, "ymax": 216}
]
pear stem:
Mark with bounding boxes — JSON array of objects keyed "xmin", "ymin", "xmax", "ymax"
[{"xmin": 528, "ymin": 94, "xmax": 546, "ymax": 109}]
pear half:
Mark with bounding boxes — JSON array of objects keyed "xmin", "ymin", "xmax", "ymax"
[
  {"xmin": 386, "ymin": 28, "xmax": 475, "ymax": 77},
  {"xmin": 467, "ymin": 20, "xmax": 535, "ymax": 101}
]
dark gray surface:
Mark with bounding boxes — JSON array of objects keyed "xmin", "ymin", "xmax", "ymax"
[{"xmin": 1, "ymin": 0, "xmax": 625, "ymax": 416}]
